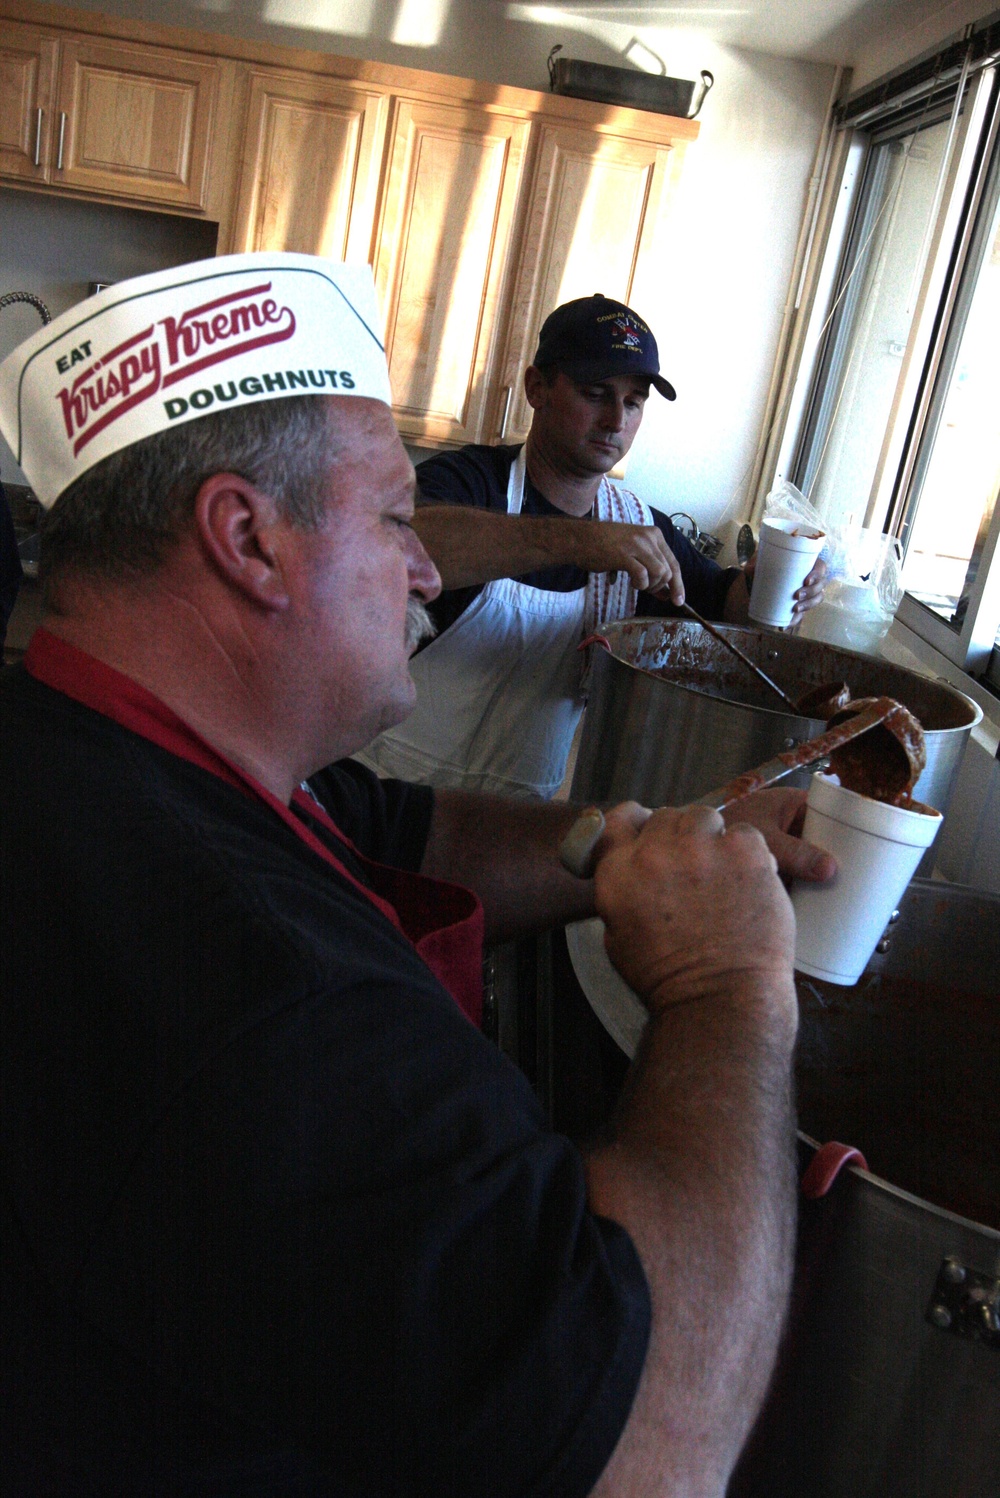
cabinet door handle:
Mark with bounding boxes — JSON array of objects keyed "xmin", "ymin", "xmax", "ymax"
[
  {"xmin": 499, "ymin": 385, "xmax": 513, "ymax": 440},
  {"xmin": 34, "ymin": 107, "xmax": 43, "ymax": 167},
  {"xmin": 56, "ymin": 111, "xmax": 67, "ymax": 171}
]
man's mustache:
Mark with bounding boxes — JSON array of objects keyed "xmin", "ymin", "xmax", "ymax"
[{"xmin": 405, "ymin": 596, "xmax": 437, "ymax": 652}]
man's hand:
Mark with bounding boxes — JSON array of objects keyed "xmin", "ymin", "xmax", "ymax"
[
  {"xmin": 722, "ymin": 786, "xmax": 836, "ymax": 883},
  {"xmin": 411, "ymin": 506, "xmax": 686, "ymax": 601},
  {"xmin": 724, "ymin": 554, "xmax": 829, "ymax": 626},
  {"xmin": 592, "ymin": 803, "xmax": 796, "ymax": 1017},
  {"xmin": 584, "ymin": 799, "xmax": 799, "ymax": 1496},
  {"xmin": 789, "ymin": 554, "xmax": 827, "ymax": 625},
  {"xmin": 574, "ymin": 521, "xmax": 685, "ymax": 605}
]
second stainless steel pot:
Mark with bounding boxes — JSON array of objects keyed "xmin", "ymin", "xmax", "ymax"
[{"xmin": 571, "ymin": 620, "xmax": 980, "ymax": 872}]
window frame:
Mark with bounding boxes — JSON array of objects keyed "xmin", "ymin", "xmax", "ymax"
[{"xmin": 779, "ymin": 36, "xmax": 1000, "ymax": 684}]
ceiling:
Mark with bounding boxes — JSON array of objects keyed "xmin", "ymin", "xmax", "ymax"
[{"xmin": 511, "ymin": 1, "xmax": 979, "ymax": 66}]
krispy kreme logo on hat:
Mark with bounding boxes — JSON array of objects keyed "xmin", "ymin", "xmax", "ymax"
[
  {"xmin": 0, "ymin": 253, "xmax": 392, "ymax": 509},
  {"xmin": 56, "ymin": 281, "xmax": 297, "ymax": 455}
]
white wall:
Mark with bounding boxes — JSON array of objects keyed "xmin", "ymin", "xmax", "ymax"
[
  {"xmin": 0, "ymin": 190, "xmax": 217, "ymax": 484},
  {"xmin": 17, "ymin": 0, "xmax": 837, "ymax": 531},
  {"xmin": 849, "ymin": 0, "xmax": 996, "ymax": 92}
]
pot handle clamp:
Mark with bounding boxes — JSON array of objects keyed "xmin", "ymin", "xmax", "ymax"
[{"xmin": 801, "ymin": 1141, "xmax": 869, "ymax": 1198}]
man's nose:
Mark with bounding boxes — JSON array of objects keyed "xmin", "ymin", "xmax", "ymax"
[
  {"xmin": 406, "ymin": 527, "xmax": 442, "ymax": 603},
  {"xmin": 602, "ymin": 397, "xmax": 627, "ymax": 431}
]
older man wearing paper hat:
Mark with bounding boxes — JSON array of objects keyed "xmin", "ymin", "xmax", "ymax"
[{"xmin": 0, "ymin": 253, "xmax": 809, "ymax": 1495}]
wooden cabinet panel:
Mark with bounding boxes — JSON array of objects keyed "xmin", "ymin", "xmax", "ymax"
[
  {"xmin": 232, "ymin": 70, "xmax": 388, "ymax": 263},
  {"xmin": 0, "ymin": 3, "xmax": 698, "ymax": 447},
  {"xmin": 0, "ymin": 21, "xmax": 55, "ymax": 182},
  {"xmin": 53, "ymin": 38, "xmax": 219, "ymax": 208},
  {"xmin": 497, "ymin": 125, "xmax": 685, "ymax": 442},
  {"xmin": 375, "ymin": 99, "xmax": 529, "ymax": 445}
]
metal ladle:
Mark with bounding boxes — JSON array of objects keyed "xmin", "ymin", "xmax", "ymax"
[
  {"xmin": 694, "ymin": 696, "xmax": 925, "ymax": 810},
  {"xmin": 558, "ymin": 697, "xmax": 925, "ymax": 877}
]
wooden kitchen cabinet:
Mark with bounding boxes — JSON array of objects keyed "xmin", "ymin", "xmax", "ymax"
[
  {"xmin": 374, "ymin": 98, "xmax": 530, "ymax": 447},
  {"xmin": 231, "ymin": 68, "xmax": 389, "ymax": 264},
  {"xmin": 50, "ymin": 37, "xmax": 223, "ymax": 211},
  {"xmin": 1, "ymin": 0, "xmax": 699, "ymax": 446},
  {"xmin": 495, "ymin": 122, "xmax": 689, "ymax": 444},
  {"xmin": 0, "ymin": 20, "xmax": 56, "ymax": 183}
]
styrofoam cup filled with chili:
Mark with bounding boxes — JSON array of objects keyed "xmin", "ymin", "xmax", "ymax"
[
  {"xmin": 791, "ymin": 773, "xmax": 942, "ymax": 986},
  {"xmin": 748, "ymin": 518, "xmax": 826, "ymax": 628}
]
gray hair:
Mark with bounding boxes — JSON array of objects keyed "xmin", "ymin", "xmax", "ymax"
[{"xmin": 39, "ymin": 395, "xmax": 341, "ymax": 597}]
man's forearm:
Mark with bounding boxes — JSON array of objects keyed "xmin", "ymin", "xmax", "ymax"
[
  {"xmin": 722, "ymin": 568, "xmax": 751, "ymax": 623},
  {"xmin": 587, "ymin": 982, "xmax": 798, "ymax": 1498},
  {"xmin": 411, "ymin": 505, "xmax": 686, "ymax": 599},
  {"xmin": 420, "ymin": 788, "xmax": 595, "ymax": 943},
  {"xmin": 412, "ymin": 506, "xmax": 592, "ymax": 590}
]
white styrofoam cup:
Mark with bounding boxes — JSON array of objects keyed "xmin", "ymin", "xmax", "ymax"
[
  {"xmin": 748, "ymin": 518, "xmax": 826, "ymax": 627},
  {"xmin": 791, "ymin": 773, "xmax": 942, "ymax": 987}
]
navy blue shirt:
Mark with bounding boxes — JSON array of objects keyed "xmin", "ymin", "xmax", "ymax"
[
  {"xmin": 0, "ymin": 480, "xmax": 23, "ymax": 649},
  {"xmin": 1, "ymin": 664, "xmax": 651, "ymax": 1497},
  {"xmin": 415, "ymin": 443, "xmax": 739, "ymax": 637}
]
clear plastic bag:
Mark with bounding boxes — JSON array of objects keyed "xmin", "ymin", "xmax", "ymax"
[
  {"xmin": 762, "ymin": 479, "xmax": 827, "ymax": 537},
  {"xmin": 798, "ymin": 526, "xmax": 903, "ymax": 654},
  {"xmin": 759, "ymin": 480, "xmax": 903, "ymax": 654}
]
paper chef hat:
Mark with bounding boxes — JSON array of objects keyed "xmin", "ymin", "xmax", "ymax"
[{"xmin": 0, "ymin": 253, "xmax": 393, "ymax": 509}]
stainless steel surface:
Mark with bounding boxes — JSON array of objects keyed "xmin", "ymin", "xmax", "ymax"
[
  {"xmin": 33, "ymin": 106, "xmax": 42, "ymax": 167},
  {"xmin": 571, "ymin": 618, "xmax": 981, "ymax": 872},
  {"xmin": 56, "ymin": 110, "xmax": 66, "ymax": 171},
  {"xmin": 731, "ymin": 879, "xmax": 1000, "ymax": 1498},
  {"xmin": 693, "ymin": 747, "xmax": 828, "ymax": 808},
  {"xmin": 547, "ymin": 45, "xmax": 713, "ymax": 117},
  {"xmin": 737, "ymin": 522, "xmax": 757, "ymax": 565},
  {"xmin": 561, "ymin": 877, "xmax": 1000, "ymax": 1496}
]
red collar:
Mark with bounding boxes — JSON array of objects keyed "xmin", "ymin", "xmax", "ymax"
[{"xmin": 23, "ymin": 627, "xmax": 405, "ymax": 932}]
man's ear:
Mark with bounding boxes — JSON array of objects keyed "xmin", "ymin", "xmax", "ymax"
[
  {"xmin": 523, "ymin": 365, "xmax": 548, "ymax": 411},
  {"xmin": 192, "ymin": 472, "xmax": 290, "ymax": 610}
]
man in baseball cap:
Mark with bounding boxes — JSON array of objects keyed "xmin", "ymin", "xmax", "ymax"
[
  {"xmin": 0, "ymin": 255, "xmax": 816, "ymax": 1493},
  {"xmin": 532, "ymin": 293, "xmax": 677, "ymax": 400},
  {"xmin": 360, "ymin": 290, "xmax": 826, "ymax": 799}
]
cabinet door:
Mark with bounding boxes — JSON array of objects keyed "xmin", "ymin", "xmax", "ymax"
[
  {"xmin": 0, "ymin": 22, "xmax": 57, "ymax": 184},
  {"xmin": 497, "ymin": 124, "xmax": 687, "ymax": 443},
  {"xmin": 52, "ymin": 37, "xmax": 220, "ymax": 209},
  {"xmin": 374, "ymin": 99, "xmax": 529, "ymax": 446},
  {"xmin": 232, "ymin": 69, "xmax": 388, "ymax": 263}
]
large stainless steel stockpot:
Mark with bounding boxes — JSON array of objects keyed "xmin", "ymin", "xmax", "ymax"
[
  {"xmin": 570, "ymin": 619, "xmax": 982, "ymax": 872},
  {"xmin": 563, "ymin": 879, "xmax": 1000, "ymax": 1497},
  {"xmin": 730, "ymin": 880, "xmax": 1000, "ymax": 1498}
]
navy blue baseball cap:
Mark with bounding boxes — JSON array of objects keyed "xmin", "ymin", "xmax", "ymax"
[{"xmin": 532, "ymin": 293, "xmax": 676, "ymax": 400}]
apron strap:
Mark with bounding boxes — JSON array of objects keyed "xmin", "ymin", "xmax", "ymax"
[{"xmin": 581, "ymin": 480, "xmax": 655, "ymax": 690}]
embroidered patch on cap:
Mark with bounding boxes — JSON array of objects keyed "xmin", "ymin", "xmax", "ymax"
[{"xmin": 0, "ymin": 253, "xmax": 392, "ymax": 509}]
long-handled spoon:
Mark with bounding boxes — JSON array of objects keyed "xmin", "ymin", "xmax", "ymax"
[
  {"xmin": 558, "ymin": 697, "xmax": 925, "ymax": 877},
  {"xmin": 678, "ymin": 601, "xmax": 800, "ymax": 714},
  {"xmin": 693, "ymin": 696, "xmax": 925, "ymax": 811}
]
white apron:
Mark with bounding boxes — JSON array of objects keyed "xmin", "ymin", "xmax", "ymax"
[{"xmin": 357, "ymin": 449, "xmax": 652, "ymax": 798}]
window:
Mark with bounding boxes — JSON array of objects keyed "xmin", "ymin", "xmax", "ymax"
[{"xmin": 783, "ymin": 17, "xmax": 1000, "ymax": 684}]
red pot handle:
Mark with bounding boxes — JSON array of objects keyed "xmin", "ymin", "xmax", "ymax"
[
  {"xmin": 801, "ymin": 1141, "xmax": 869, "ymax": 1199},
  {"xmin": 578, "ymin": 633, "xmax": 612, "ymax": 654}
]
